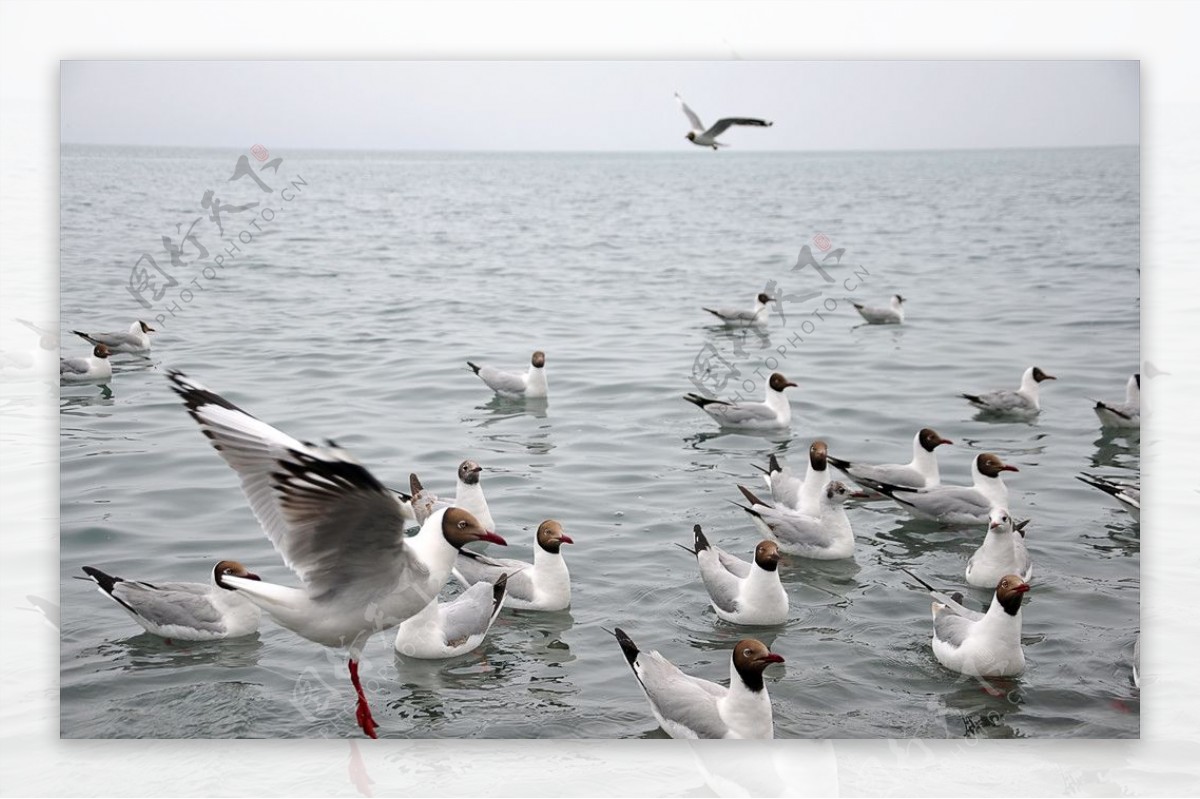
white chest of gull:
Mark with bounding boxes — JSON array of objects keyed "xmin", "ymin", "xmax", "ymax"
[
  {"xmin": 167, "ymin": 371, "xmax": 505, "ymax": 738},
  {"xmin": 467, "ymin": 350, "xmax": 547, "ymax": 399},
  {"xmin": 827, "ymin": 427, "xmax": 953, "ymax": 492},
  {"xmin": 675, "ymin": 93, "xmax": 773, "ymax": 150},
  {"xmin": 961, "ymin": 366, "xmax": 1056, "ymax": 415},
  {"xmin": 613, "ymin": 628, "xmax": 783, "ymax": 739},
  {"xmin": 393, "ymin": 575, "xmax": 508, "ymax": 659},
  {"xmin": 905, "ymin": 569, "xmax": 1029, "ymax": 677},
  {"xmin": 681, "ymin": 525, "xmax": 788, "ymax": 626},
  {"xmin": 72, "ymin": 319, "xmax": 155, "ymax": 354},
  {"xmin": 453, "ymin": 520, "xmax": 573, "ymax": 611},
  {"xmin": 873, "ymin": 453, "xmax": 1018, "ymax": 526},
  {"xmin": 1093, "ymin": 373, "xmax": 1140, "ymax": 429},
  {"xmin": 702, "ymin": 293, "xmax": 773, "ymax": 327},
  {"xmin": 684, "ymin": 372, "xmax": 797, "ymax": 431},
  {"xmin": 851, "ymin": 294, "xmax": 905, "ymax": 325},
  {"xmin": 965, "ymin": 508, "xmax": 1033, "ymax": 588},
  {"xmin": 737, "ymin": 480, "xmax": 855, "ymax": 560},
  {"xmin": 77, "ymin": 560, "xmax": 262, "ymax": 641},
  {"xmin": 60, "ymin": 344, "xmax": 112, "ymax": 385}
]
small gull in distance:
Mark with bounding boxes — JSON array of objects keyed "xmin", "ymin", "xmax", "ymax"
[
  {"xmin": 702, "ymin": 293, "xmax": 773, "ymax": 327},
  {"xmin": 679, "ymin": 525, "xmax": 788, "ymax": 626},
  {"xmin": 1093, "ymin": 373, "xmax": 1140, "ymax": 429},
  {"xmin": 961, "ymin": 366, "xmax": 1056, "ymax": 415},
  {"xmin": 453, "ymin": 520, "xmax": 573, "ymax": 611},
  {"xmin": 851, "ymin": 295, "xmax": 905, "ymax": 325},
  {"xmin": 72, "ymin": 320, "xmax": 156, "ymax": 354},
  {"xmin": 676, "ymin": 92, "xmax": 773, "ymax": 150},
  {"xmin": 393, "ymin": 574, "xmax": 508, "ymax": 659},
  {"xmin": 904, "ymin": 569, "xmax": 1029, "ymax": 677},
  {"xmin": 611, "ymin": 627, "xmax": 783, "ymax": 738},
  {"xmin": 965, "ymin": 508, "xmax": 1033, "ymax": 588},
  {"xmin": 827, "ymin": 427, "xmax": 953, "ymax": 491},
  {"xmin": 684, "ymin": 372, "xmax": 797, "ymax": 431},
  {"xmin": 467, "ymin": 350, "xmax": 547, "ymax": 399},
  {"xmin": 60, "ymin": 343, "xmax": 112, "ymax": 385},
  {"xmin": 77, "ymin": 560, "xmax": 262, "ymax": 641}
]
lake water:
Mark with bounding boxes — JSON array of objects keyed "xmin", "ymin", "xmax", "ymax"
[{"xmin": 59, "ymin": 145, "xmax": 1140, "ymax": 739}]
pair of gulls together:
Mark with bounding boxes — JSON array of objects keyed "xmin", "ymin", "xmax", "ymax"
[
  {"xmin": 702, "ymin": 293, "xmax": 906, "ymax": 328},
  {"xmin": 80, "ymin": 371, "xmax": 572, "ymax": 739},
  {"xmin": 60, "ymin": 321, "xmax": 156, "ymax": 385}
]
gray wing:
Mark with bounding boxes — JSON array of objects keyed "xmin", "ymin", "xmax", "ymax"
[
  {"xmin": 963, "ymin": 390, "xmax": 1033, "ymax": 412},
  {"xmin": 706, "ymin": 401, "xmax": 779, "ymax": 427},
  {"xmin": 855, "ymin": 306, "xmax": 899, "ymax": 324},
  {"xmin": 696, "ymin": 549, "xmax": 743, "ymax": 613},
  {"xmin": 767, "ymin": 468, "xmax": 802, "ymax": 509},
  {"xmin": 930, "ymin": 589, "xmax": 984, "ymax": 623},
  {"xmin": 706, "ymin": 307, "xmax": 760, "ymax": 323},
  {"xmin": 476, "ymin": 365, "xmax": 527, "ymax": 396},
  {"xmin": 60, "ymin": 357, "xmax": 91, "ymax": 375},
  {"xmin": 676, "ymin": 93, "xmax": 705, "ymax": 132},
  {"xmin": 716, "ymin": 549, "xmax": 751, "ymax": 579},
  {"xmin": 705, "ymin": 118, "xmax": 772, "ymax": 138},
  {"xmin": 437, "ymin": 580, "xmax": 503, "ymax": 646},
  {"xmin": 756, "ymin": 507, "xmax": 829, "ymax": 548},
  {"xmin": 847, "ymin": 463, "xmax": 924, "ymax": 487},
  {"xmin": 933, "ymin": 610, "xmax": 976, "ymax": 649},
  {"xmin": 636, "ymin": 651, "xmax": 729, "ymax": 738},
  {"xmin": 76, "ymin": 331, "xmax": 137, "ymax": 349},
  {"xmin": 454, "ymin": 551, "xmax": 534, "ymax": 602},
  {"xmin": 113, "ymin": 582, "xmax": 225, "ymax": 632},
  {"xmin": 168, "ymin": 371, "xmax": 419, "ymax": 600},
  {"xmin": 893, "ymin": 486, "xmax": 991, "ymax": 518}
]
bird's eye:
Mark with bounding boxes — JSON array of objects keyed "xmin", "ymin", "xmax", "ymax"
[{"xmin": 458, "ymin": 521, "xmax": 467, "ymax": 529}]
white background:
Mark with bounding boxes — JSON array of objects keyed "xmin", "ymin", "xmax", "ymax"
[{"xmin": 2, "ymin": 1, "xmax": 1198, "ymax": 796}]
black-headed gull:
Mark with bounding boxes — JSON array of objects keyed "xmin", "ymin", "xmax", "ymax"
[
  {"xmin": 1076, "ymin": 473, "xmax": 1140, "ymax": 519},
  {"xmin": 77, "ymin": 560, "xmax": 262, "ymax": 640},
  {"xmin": 612, "ymin": 627, "xmax": 783, "ymax": 738},
  {"xmin": 167, "ymin": 370, "xmax": 506, "ymax": 738},
  {"xmin": 965, "ymin": 508, "xmax": 1032, "ymax": 588},
  {"xmin": 904, "ymin": 569, "xmax": 1029, "ymax": 677},
  {"xmin": 675, "ymin": 93, "xmax": 773, "ymax": 150},
  {"xmin": 680, "ymin": 525, "xmax": 788, "ymax": 626},
  {"xmin": 72, "ymin": 320, "xmax": 155, "ymax": 354},
  {"xmin": 1093, "ymin": 373, "xmax": 1140, "ymax": 429},
  {"xmin": 60, "ymin": 343, "xmax": 112, "ymax": 385},
  {"xmin": 453, "ymin": 520, "xmax": 572, "ymax": 611},
  {"xmin": 828, "ymin": 428, "xmax": 952, "ymax": 492},
  {"xmin": 873, "ymin": 453, "xmax": 1018, "ymax": 526},
  {"xmin": 684, "ymin": 372, "xmax": 797, "ymax": 431},
  {"xmin": 736, "ymin": 481, "xmax": 855, "ymax": 560},
  {"xmin": 454, "ymin": 459, "xmax": 496, "ymax": 533},
  {"xmin": 851, "ymin": 294, "xmax": 904, "ymax": 325},
  {"xmin": 702, "ymin": 293, "xmax": 773, "ymax": 327},
  {"xmin": 393, "ymin": 574, "xmax": 508, "ymax": 659},
  {"xmin": 467, "ymin": 350, "xmax": 547, "ymax": 399},
  {"xmin": 961, "ymin": 366, "xmax": 1057, "ymax": 414}
]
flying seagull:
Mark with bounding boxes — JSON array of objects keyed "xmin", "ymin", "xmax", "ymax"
[{"xmin": 676, "ymin": 93, "xmax": 773, "ymax": 150}]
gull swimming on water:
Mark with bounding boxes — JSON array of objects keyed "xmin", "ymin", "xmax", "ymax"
[
  {"xmin": 872, "ymin": 453, "xmax": 1018, "ymax": 526},
  {"xmin": 676, "ymin": 93, "xmax": 773, "ymax": 150},
  {"xmin": 679, "ymin": 525, "xmax": 788, "ymax": 626},
  {"xmin": 1093, "ymin": 373, "xmax": 1140, "ymax": 429},
  {"xmin": 702, "ymin": 293, "xmax": 773, "ymax": 327},
  {"xmin": 961, "ymin": 366, "xmax": 1056, "ymax": 415},
  {"xmin": 965, "ymin": 508, "xmax": 1032, "ymax": 588},
  {"xmin": 684, "ymin": 372, "xmax": 797, "ymax": 431},
  {"xmin": 851, "ymin": 295, "xmax": 905, "ymax": 325},
  {"xmin": 393, "ymin": 575, "xmax": 509, "ymax": 659},
  {"xmin": 60, "ymin": 344, "xmax": 112, "ymax": 385},
  {"xmin": 73, "ymin": 320, "xmax": 156, "ymax": 354},
  {"xmin": 467, "ymin": 350, "xmax": 547, "ymax": 399},
  {"xmin": 826, "ymin": 427, "xmax": 953, "ymax": 491}
]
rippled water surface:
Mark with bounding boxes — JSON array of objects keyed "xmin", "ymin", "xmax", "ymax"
[{"xmin": 59, "ymin": 146, "xmax": 1140, "ymax": 738}]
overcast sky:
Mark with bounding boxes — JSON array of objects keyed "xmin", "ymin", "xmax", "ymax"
[{"xmin": 60, "ymin": 60, "xmax": 1138, "ymax": 151}]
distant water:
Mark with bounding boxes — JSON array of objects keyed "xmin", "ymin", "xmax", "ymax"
[{"xmin": 59, "ymin": 145, "xmax": 1139, "ymax": 739}]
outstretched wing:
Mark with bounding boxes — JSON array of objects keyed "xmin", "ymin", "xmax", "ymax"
[
  {"xmin": 675, "ymin": 93, "xmax": 705, "ymax": 132},
  {"xmin": 705, "ymin": 117, "xmax": 773, "ymax": 138}
]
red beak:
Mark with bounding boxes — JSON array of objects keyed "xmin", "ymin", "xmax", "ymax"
[
  {"xmin": 761, "ymin": 653, "xmax": 785, "ymax": 664},
  {"xmin": 1014, "ymin": 583, "xmax": 1030, "ymax": 594},
  {"xmin": 480, "ymin": 532, "xmax": 508, "ymax": 546},
  {"xmin": 559, "ymin": 535, "xmax": 575, "ymax": 545},
  {"xmin": 1002, "ymin": 465, "xmax": 1020, "ymax": 472}
]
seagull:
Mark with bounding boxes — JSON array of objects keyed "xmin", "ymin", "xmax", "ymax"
[
  {"xmin": 684, "ymin": 372, "xmax": 797, "ymax": 431},
  {"xmin": 872, "ymin": 453, "xmax": 1018, "ymax": 526},
  {"xmin": 72, "ymin": 320, "xmax": 156, "ymax": 354},
  {"xmin": 76, "ymin": 560, "xmax": 262, "ymax": 641},
  {"xmin": 903, "ymin": 569, "xmax": 1029, "ymax": 677},
  {"xmin": 166, "ymin": 370, "xmax": 506, "ymax": 738},
  {"xmin": 965, "ymin": 508, "xmax": 1032, "ymax": 588},
  {"xmin": 702, "ymin": 293, "xmax": 773, "ymax": 327},
  {"xmin": 675, "ymin": 92, "xmax": 773, "ymax": 150},
  {"xmin": 467, "ymin": 350, "xmax": 547, "ymax": 399},
  {"xmin": 453, "ymin": 520, "xmax": 573, "ymax": 611},
  {"xmin": 827, "ymin": 428, "xmax": 953, "ymax": 491},
  {"xmin": 679, "ymin": 525, "xmax": 788, "ymax": 626},
  {"xmin": 454, "ymin": 459, "xmax": 496, "ymax": 534},
  {"xmin": 1076, "ymin": 473, "xmax": 1140, "ymax": 519},
  {"xmin": 851, "ymin": 295, "xmax": 905, "ymax": 325},
  {"xmin": 735, "ymin": 480, "xmax": 855, "ymax": 560},
  {"xmin": 60, "ymin": 343, "xmax": 112, "ymax": 385},
  {"xmin": 393, "ymin": 574, "xmax": 508, "ymax": 659},
  {"xmin": 612, "ymin": 627, "xmax": 783, "ymax": 738},
  {"xmin": 1093, "ymin": 373, "xmax": 1140, "ymax": 429},
  {"xmin": 961, "ymin": 366, "xmax": 1057, "ymax": 415}
]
